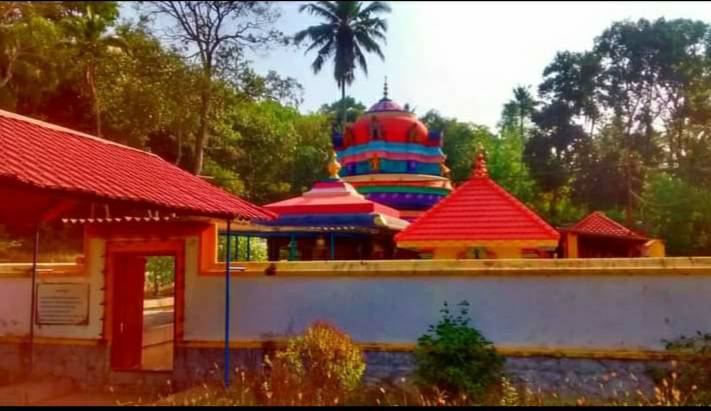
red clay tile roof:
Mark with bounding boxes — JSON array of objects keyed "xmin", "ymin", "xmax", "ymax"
[
  {"xmin": 0, "ymin": 109, "xmax": 274, "ymax": 220},
  {"xmin": 395, "ymin": 174, "xmax": 559, "ymax": 244},
  {"xmin": 565, "ymin": 211, "xmax": 647, "ymax": 240},
  {"xmin": 264, "ymin": 179, "xmax": 401, "ymax": 217}
]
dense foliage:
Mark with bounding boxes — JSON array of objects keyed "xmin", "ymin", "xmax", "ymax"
[
  {"xmin": 144, "ymin": 256, "xmax": 174, "ymax": 298},
  {"xmin": 413, "ymin": 301, "xmax": 504, "ymax": 401},
  {"xmin": 0, "ymin": 1, "xmax": 330, "ymax": 207},
  {"xmin": 1, "ymin": 2, "xmax": 710, "ymax": 255},
  {"xmin": 518, "ymin": 18, "xmax": 711, "ymax": 253}
]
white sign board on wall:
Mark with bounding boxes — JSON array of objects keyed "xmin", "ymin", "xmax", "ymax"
[{"xmin": 36, "ymin": 283, "xmax": 90, "ymax": 325}]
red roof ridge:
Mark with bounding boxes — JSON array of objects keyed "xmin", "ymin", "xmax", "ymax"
[
  {"xmin": 394, "ymin": 174, "xmax": 475, "ymax": 241},
  {"xmin": 482, "ymin": 177, "xmax": 560, "ymax": 238},
  {"xmin": 0, "ymin": 109, "xmax": 275, "ymax": 220},
  {"xmin": 395, "ymin": 174, "xmax": 559, "ymax": 243},
  {"xmin": 569, "ymin": 211, "xmax": 646, "ymax": 239},
  {"xmin": 0, "ymin": 109, "xmax": 161, "ymax": 159}
]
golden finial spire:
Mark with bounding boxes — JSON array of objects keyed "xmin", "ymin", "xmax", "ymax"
[
  {"xmin": 383, "ymin": 76, "xmax": 389, "ymax": 99},
  {"xmin": 473, "ymin": 143, "xmax": 488, "ymax": 178},
  {"xmin": 327, "ymin": 151, "xmax": 342, "ymax": 179}
]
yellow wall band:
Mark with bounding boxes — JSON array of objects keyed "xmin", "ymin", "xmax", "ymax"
[{"xmin": 176, "ymin": 340, "xmax": 698, "ymax": 361}]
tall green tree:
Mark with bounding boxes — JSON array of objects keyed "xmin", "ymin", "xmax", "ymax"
[
  {"xmin": 294, "ymin": 1, "xmax": 390, "ymax": 129},
  {"xmin": 93, "ymin": 20, "xmax": 210, "ymax": 171},
  {"xmin": 0, "ymin": 2, "xmax": 66, "ymax": 110},
  {"xmin": 319, "ymin": 96, "xmax": 365, "ymax": 130},
  {"xmin": 511, "ymin": 85, "xmax": 538, "ymax": 138},
  {"xmin": 60, "ymin": 2, "xmax": 125, "ymax": 137},
  {"xmin": 641, "ymin": 172, "xmax": 711, "ymax": 256},
  {"xmin": 421, "ymin": 110, "xmax": 534, "ymax": 204},
  {"xmin": 143, "ymin": 1, "xmax": 284, "ymax": 175}
]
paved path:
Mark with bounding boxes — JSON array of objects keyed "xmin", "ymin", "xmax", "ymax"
[
  {"xmin": 143, "ymin": 308, "xmax": 173, "ymax": 329},
  {"xmin": 32, "ymin": 391, "xmax": 154, "ymax": 406}
]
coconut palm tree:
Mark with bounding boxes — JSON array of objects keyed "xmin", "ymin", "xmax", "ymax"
[
  {"xmin": 61, "ymin": 3, "xmax": 126, "ymax": 137},
  {"xmin": 512, "ymin": 85, "xmax": 538, "ymax": 139},
  {"xmin": 294, "ymin": 1, "xmax": 391, "ymax": 130}
]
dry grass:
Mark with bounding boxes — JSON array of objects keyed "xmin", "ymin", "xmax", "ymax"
[{"xmin": 151, "ymin": 363, "xmax": 709, "ymax": 407}]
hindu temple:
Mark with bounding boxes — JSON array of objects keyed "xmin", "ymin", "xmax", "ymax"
[
  {"xmin": 249, "ymin": 154, "xmax": 410, "ymax": 260},
  {"xmin": 332, "ymin": 81, "xmax": 453, "ymax": 221},
  {"xmin": 395, "ymin": 145, "xmax": 560, "ymax": 259}
]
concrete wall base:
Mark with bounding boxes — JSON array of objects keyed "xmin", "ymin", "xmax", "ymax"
[
  {"xmin": 0, "ymin": 343, "xmax": 674, "ymax": 400},
  {"xmin": 363, "ymin": 351, "xmax": 671, "ymax": 399}
]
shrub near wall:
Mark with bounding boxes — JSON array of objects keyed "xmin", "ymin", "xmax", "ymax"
[
  {"xmin": 413, "ymin": 301, "xmax": 505, "ymax": 402},
  {"xmin": 266, "ymin": 321, "xmax": 366, "ymax": 405}
]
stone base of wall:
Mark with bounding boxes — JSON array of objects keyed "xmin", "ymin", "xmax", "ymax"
[
  {"xmin": 363, "ymin": 350, "xmax": 672, "ymax": 399},
  {"xmin": 172, "ymin": 347, "xmax": 673, "ymax": 400},
  {"xmin": 0, "ymin": 343, "xmax": 26, "ymax": 385},
  {"xmin": 0, "ymin": 342, "xmax": 109, "ymax": 389},
  {"xmin": 172, "ymin": 346, "xmax": 267, "ymax": 390},
  {"xmin": 0, "ymin": 343, "xmax": 676, "ymax": 400},
  {"xmin": 504, "ymin": 356, "xmax": 670, "ymax": 399}
]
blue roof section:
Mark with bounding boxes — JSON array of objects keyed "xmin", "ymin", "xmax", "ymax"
[
  {"xmin": 345, "ymin": 158, "xmax": 441, "ymax": 176},
  {"xmin": 259, "ymin": 213, "xmax": 381, "ymax": 228},
  {"xmin": 336, "ymin": 140, "xmax": 445, "ymax": 158}
]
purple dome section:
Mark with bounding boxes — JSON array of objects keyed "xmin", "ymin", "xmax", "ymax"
[
  {"xmin": 367, "ymin": 98, "xmax": 404, "ymax": 113},
  {"xmin": 364, "ymin": 192, "xmax": 445, "ymax": 211}
]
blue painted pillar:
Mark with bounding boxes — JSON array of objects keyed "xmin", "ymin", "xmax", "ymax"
[
  {"xmin": 329, "ymin": 233, "xmax": 335, "ymax": 260},
  {"xmin": 224, "ymin": 221, "xmax": 232, "ymax": 387},
  {"xmin": 289, "ymin": 234, "xmax": 297, "ymax": 261}
]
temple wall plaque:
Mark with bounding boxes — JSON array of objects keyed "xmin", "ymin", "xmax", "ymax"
[{"xmin": 36, "ymin": 283, "xmax": 90, "ymax": 325}]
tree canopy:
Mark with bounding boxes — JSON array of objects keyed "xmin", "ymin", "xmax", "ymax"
[{"xmin": 1, "ymin": 5, "xmax": 709, "ymax": 256}]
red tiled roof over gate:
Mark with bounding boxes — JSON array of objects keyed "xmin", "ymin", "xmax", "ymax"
[
  {"xmin": 565, "ymin": 211, "xmax": 647, "ymax": 240},
  {"xmin": 395, "ymin": 149, "xmax": 559, "ymax": 245},
  {"xmin": 0, "ymin": 109, "xmax": 274, "ymax": 220}
]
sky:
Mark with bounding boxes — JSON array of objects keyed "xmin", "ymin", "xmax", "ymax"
[{"xmin": 123, "ymin": 1, "xmax": 711, "ymax": 131}]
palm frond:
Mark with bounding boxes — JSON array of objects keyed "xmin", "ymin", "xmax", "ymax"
[
  {"xmin": 359, "ymin": 1, "xmax": 392, "ymax": 16},
  {"xmin": 356, "ymin": 17, "xmax": 388, "ymax": 33},
  {"xmin": 311, "ymin": 38, "xmax": 335, "ymax": 73},
  {"xmin": 299, "ymin": 2, "xmax": 339, "ymax": 22},
  {"xmin": 353, "ymin": 42, "xmax": 368, "ymax": 76},
  {"xmin": 297, "ymin": 23, "xmax": 335, "ymax": 45},
  {"xmin": 304, "ymin": 33, "xmax": 333, "ymax": 53},
  {"xmin": 318, "ymin": 1, "xmax": 341, "ymax": 16},
  {"xmin": 312, "ymin": 53, "xmax": 326, "ymax": 74},
  {"xmin": 335, "ymin": 1, "xmax": 361, "ymax": 20},
  {"xmin": 296, "ymin": 0, "xmax": 390, "ymax": 91},
  {"xmin": 354, "ymin": 30, "xmax": 384, "ymax": 60}
]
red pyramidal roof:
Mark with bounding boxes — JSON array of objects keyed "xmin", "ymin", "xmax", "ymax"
[
  {"xmin": 395, "ymin": 150, "xmax": 559, "ymax": 246},
  {"xmin": 565, "ymin": 211, "xmax": 647, "ymax": 240},
  {"xmin": 264, "ymin": 179, "xmax": 401, "ymax": 217},
  {"xmin": 0, "ymin": 109, "xmax": 274, "ymax": 220}
]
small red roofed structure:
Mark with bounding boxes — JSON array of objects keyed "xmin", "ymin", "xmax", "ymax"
[
  {"xmin": 559, "ymin": 211, "xmax": 665, "ymax": 258},
  {"xmin": 0, "ymin": 109, "xmax": 274, "ymax": 222},
  {"xmin": 0, "ymin": 109, "xmax": 280, "ymax": 380},
  {"xmin": 395, "ymin": 146, "xmax": 559, "ymax": 259},
  {"xmin": 250, "ymin": 154, "xmax": 410, "ymax": 260}
]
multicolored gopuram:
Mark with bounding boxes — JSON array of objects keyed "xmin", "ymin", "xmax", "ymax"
[{"xmin": 332, "ymin": 82, "xmax": 453, "ymax": 221}]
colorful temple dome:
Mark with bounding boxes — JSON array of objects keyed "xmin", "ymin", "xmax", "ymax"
[{"xmin": 332, "ymin": 82, "xmax": 453, "ymax": 221}]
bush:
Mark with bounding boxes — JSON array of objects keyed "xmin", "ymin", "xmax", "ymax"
[
  {"xmin": 656, "ymin": 331, "xmax": 711, "ymax": 405},
  {"xmin": 413, "ymin": 300, "xmax": 504, "ymax": 402},
  {"xmin": 266, "ymin": 321, "xmax": 366, "ymax": 405}
]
